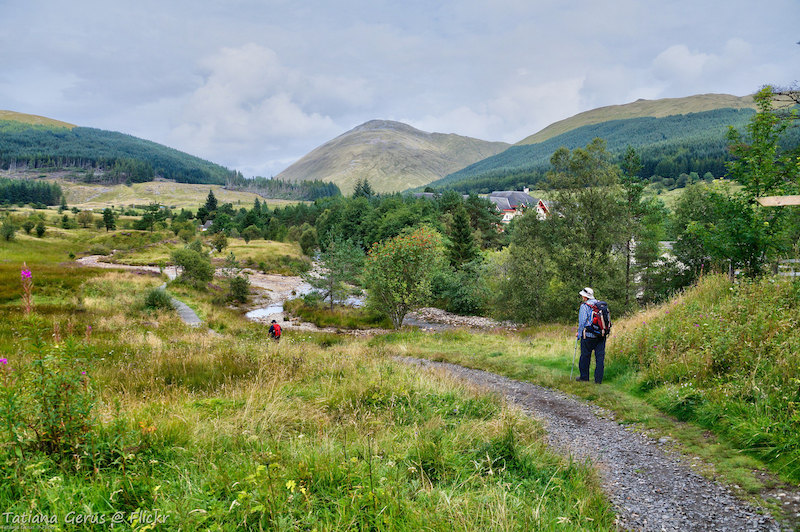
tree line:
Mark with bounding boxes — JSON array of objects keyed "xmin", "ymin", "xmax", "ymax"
[
  {"xmin": 0, "ymin": 178, "xmax": 63, "ymax": 205},
  {"xmin": 224, "ymin": 174, "xmax": 341, "ymax": 201}
]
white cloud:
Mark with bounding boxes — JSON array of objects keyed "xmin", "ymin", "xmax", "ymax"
[
  {"xmin": 653, "ymin": 45, "xmax": 713, "ymax": 83},
  {"xmin": 1, "ymin": 1, "xmax": 797, "ymax": 177},
  {"xmin": 168, "ymin": 43, "xmax": 369, "ymax": 172},
  {"xmin": 411, "ymin": 77, "xmax": 584, "ymax": 142}
]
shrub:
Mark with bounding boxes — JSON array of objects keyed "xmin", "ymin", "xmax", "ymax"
[
  {"xmin": 227, "ymin": 276, "xmax": 250, "ymax": 304},
  {"xmin": 241, "ymin": 225, "xmax": 261, "ymax": 243},
  {"xmin": 0, "ymin": 218, "xmax": 15, "ymax": 241},
  {"xmin": 171, "ymin": 248, "xmax": 214, "ymax": 287},
  {"xmin": 187, "ymin": 239, "xmax": 204, "ymax": 253},
  {"xmin": 88, "ymin": 244, "xmax": 111, "ymax": 256},
  {"xmin": 210, "ymin": 231, "xmax": 228, "ymax": 253},
  {"xmin": 144, "ymin": 288, "xmax": 173, "ymax": 310},
  {"xmin": 35, "ymin": 221, "xmax": 46, "ymax": 238},
  {"xmin": 0, "ymin": 344, "xmax": 96, "ymax": 461}
]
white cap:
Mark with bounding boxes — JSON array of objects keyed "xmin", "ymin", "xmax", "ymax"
[{"xmin": 579, "ymin": 287, "xmax": 594, "ymax": 299}]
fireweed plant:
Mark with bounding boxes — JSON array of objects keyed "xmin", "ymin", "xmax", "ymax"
[{"xmin": 20, "ymin": 263, "xmax": 33, "ymax": 315}]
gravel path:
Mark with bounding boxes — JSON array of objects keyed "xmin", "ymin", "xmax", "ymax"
[{"xmin": 401, "ymin": 357, "xmax": 782, "ymax": 531}]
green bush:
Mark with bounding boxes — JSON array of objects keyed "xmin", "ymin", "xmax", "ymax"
[
  {"xmin": 0, "ymin": 218, "xmax": 15, "ymax": 241},
  {"xmin": 171, "ymin": 248, "xmax": 214, "ymax": 287},
  {"xmin": 431, "ymin": 264, "xmax": 489, "ymax": 315},
  {"xmin": 88, "ymin": 244, "xmax": 111, "ymax": 256},
  {"xmin": 227, "ymin": 276, "xmax": 250, "ymax": 304},
  {"xmin": 0, "ymin": 343, "xmax": 96, "ymax": 462},
  {"xmin": 144, "ymin": 288, "xmax": 173, "ymax": 310}
]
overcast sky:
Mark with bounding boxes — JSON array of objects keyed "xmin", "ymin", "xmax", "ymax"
[{"xmin": 1, "ymin": 0, "xmax": 797, "ymax": 178}]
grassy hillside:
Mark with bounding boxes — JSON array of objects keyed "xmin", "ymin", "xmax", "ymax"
[
  {"xmin": 0, "ymin": 116, "xmax": 235, "ymax": 185},
  {"xmin": 0, "ymin": 110, "xmax": 76, "ymax": 129},
  {"xmin": 517, "ymin": 94, "xmax": 756, "ymax": 145},
  {"xmin": 425, "ymin": 107, "xmax": 764, "ymax": 194},
  {"xmin": 611, "ymin": 275, "xmax": 800, "ymax": 481},
  {"xmin": 276, "ymin": 120, "xmax": 510, "ymax": 194}
]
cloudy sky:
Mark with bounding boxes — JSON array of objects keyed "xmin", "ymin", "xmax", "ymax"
[{"xmin": 1, "ymin": 0, "xmax": 797, "ymax": 178}]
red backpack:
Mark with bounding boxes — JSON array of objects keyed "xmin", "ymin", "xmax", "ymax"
[
  {"xmin": 271, "ymin": 323, "xmax": 282, "ymax": 338},
  {"xmin": 586, "ymin": 301, "xmax": 611, "ymax": 337}
]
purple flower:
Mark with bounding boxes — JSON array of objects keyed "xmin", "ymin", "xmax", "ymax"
[
  {"xmin": 81, "ymin": 371, "xmax": 87, "ymax": 375},
  {"xmin": 0, "ymin": 358, "xmax": 7, "ymax": 365},
  {"xmin": 694, "ymin": 324, "xmax": 700, "ymax": 327},
  {"xmin": 21, "ymin": 269, "xmax": 32, "ymax": 279}
]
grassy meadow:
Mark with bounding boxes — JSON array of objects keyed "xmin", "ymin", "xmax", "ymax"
[
  {"xmin": 56, "ymin": 181, "xmax": 299, "ymax": 211},
  {"xmin": 0, "ymin": 220, "xmax": 613, "ymax": 529}
]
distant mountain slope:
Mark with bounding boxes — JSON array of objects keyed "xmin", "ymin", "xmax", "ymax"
[
  {"xmin": 517, "ymin": 93, "xmax": 756, "ymax": 145},
  {"xmin": 275, "ymin": 120, "xmax": 510, "ymax": 194},
  {"xmin": 426, "ymin": 105, "xmax": 789, "ymax": 194},
  {"xmin": 0, "ymin": 110, "xmax": 76, "ymax": 129},
  {"xmin": 0, "ymin": 112, "xmax": 235, "ymax": 185}
]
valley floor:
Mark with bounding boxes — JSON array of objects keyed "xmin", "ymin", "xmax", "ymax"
[{"xmin": 70, "ymin": 256, "xmax": 798, "ymax": 530}]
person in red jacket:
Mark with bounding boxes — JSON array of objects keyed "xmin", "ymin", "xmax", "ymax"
[{"xmin": 268, "ymin": 319, "xmax": 282, "ymax": 341}]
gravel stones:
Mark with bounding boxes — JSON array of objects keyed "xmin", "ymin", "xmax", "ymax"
[{"xmin": 402, "ymin": 357, "xmax": 782, "ymax": 531}]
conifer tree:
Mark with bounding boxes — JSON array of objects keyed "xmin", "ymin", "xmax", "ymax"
[
  {"xmin": 447, "ymin": 205, "xmax": 479, "ymax": 268},
  {"xmin": 204, "ymin": 189, "xmax": 218, "ymax": 212},
  {"xmin": 352, "ymin": 178, "xmax": 374, "ymax": 198}
]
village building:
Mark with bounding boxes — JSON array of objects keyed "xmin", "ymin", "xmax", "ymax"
[
  {"xmin": 488, "ymin": 188, "xmax": 549, "ymax": 223},
  {"xmin": 412, "ymin": 188, "xmax": 550, "ymax": 224}
]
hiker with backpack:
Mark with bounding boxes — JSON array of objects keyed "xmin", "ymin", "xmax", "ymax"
[
  {"xmin": 268, "ymin": 319, "xmax": 282, "ymax": 341},
  {"xmin": 576, "ymin": 287, "xmax": 611, "ymax": 384}
]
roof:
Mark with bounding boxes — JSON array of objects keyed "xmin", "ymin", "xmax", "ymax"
[
  {"xmin": 412, "ymin": 192, "xmax": 438, "ymax": 200},
  {"xmin": 488, "ymin": 196, "xmax": 512, "ymax": 211},
  {"xmin": 489, "ymin": 191, "xmax": 538, "ymax": 208}
]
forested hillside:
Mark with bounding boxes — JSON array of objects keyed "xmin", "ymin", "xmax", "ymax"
[
  {"xmin": 0, "ymin": 119, "xmax": 236, "ymax": 185},
  {"xmin": 425, "ymin": 107, "xmax": 800, "ymax": 194}
]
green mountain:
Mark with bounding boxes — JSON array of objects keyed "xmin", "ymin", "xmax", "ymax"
[
  {"xmin": 275, "ymin": 120, "xmax": 510, "ymax": 194},
  {"xmin": 517, "ymin": 93, "xmax": 756, "ymax": 145},
  {"xmin": 0, "ymin": 111, "xmax": 236, "ymax": 185},
  {"xmin": 425, "ymin": 97, "xmax": 785, "ymax": 194}
]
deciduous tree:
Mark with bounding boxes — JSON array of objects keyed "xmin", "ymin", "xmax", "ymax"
[{"xmin": 364, "ymin": 226, "xmax": 444, "ymax": 328}]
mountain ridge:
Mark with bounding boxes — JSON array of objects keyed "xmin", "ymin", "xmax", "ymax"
[
  {"xmin": 517, "ymin": 93, "xmax": 756, "ymax": 145},
  {"xmin": 275, "ymin": 120, "xmax": 510, "ymax": 194}
]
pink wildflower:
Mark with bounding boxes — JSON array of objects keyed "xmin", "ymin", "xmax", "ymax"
[{"xmin": 21, "ymin": 262, "xmax": 34, "ymax": 315}]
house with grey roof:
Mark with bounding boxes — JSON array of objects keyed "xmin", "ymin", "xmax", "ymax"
[{"xmin": 489, "ymin": 188, "xmax": 549, "ymax": 223}]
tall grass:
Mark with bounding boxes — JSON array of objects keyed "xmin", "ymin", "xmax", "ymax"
[
  {"xmin": 0, "ymin": 246, "xmax": 612, "ymax": 529},
  {"xmin": 610, "ymin": 274, "xmax": 800, "ymax": 481}
]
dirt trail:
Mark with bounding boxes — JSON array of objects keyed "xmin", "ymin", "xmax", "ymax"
[{"xmin": 401, "ymin": 357, "xmax": 785, "ymax": 531}]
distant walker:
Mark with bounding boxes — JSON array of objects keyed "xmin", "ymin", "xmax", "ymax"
[{"xmin": 268, "ymin": 319, "xmax": 282, "ymax": 342}]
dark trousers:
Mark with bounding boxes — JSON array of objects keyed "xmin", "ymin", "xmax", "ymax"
[{"xmin": 579, "ymin": 336, "xmax": 606, "ymax": 384}]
